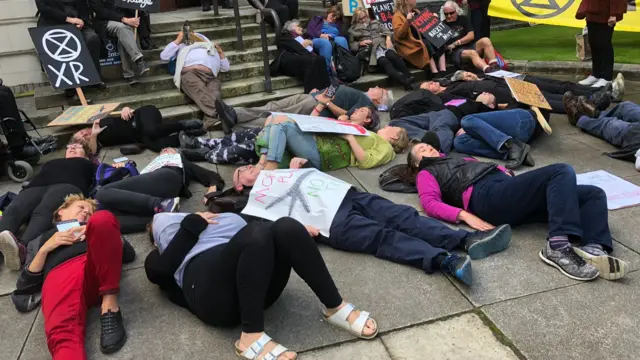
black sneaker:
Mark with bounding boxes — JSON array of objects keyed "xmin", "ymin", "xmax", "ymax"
[
  {"xmin": 185, "ymin": 128, "xmax": 207, "ymax": 137},
  {"xmin": 136, "ymin": 60, "xmax": 150, "ymax": 77},
  {"xmin": 178, "ymin": 119, "xmax": 204, "ymax": 130},
  {"xmin": 155, "ymin": 197, "xmax": 180, "ymax": 213},
  {"xmin": 215, "ymin": 99, "xmax": 238, "ymax": 135},
  {"xmin": 181, "ymin": 147, "xmax": 209, "ymax": 162},
  {"xmin": 178, "ymin": 130, "xmax": 200, "ymax": 149},
  {"xmin": 0, "ymin": 230, "xmax": 26, "ymax": 271},
  {"xmin": 100, "ymin": 310, "xmax": 127, "ymax": 354},
  {"xmin": 505, "ymin": 139, "xmax": 530, "ymax": 170},
  {"xmin": 126, "ymin": 77, "xmax": 139, "ymax": 86},
  {"xmin": 539, "ymin": 243, "xmax": 599, "ymax": 281},
  {"xmin": 464, "ymin": 224, "xmax": 512, "ymax": 260},
  {"xmin": 441, "ymin": 254, "xmax": 472, "ymax": 286},
  {"xmin": 122, "ymin": 236, "xmax": 136, "ymax": 264}
]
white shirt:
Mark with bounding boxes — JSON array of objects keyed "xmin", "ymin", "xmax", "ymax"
[{"xmin": 160, "ymin": 33, "xmax": 230, "ymax": 76}]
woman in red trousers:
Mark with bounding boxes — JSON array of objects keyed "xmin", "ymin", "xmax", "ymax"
[{"xmin": 19, "ymin": 194, "xmax": 130, "ymax": 359}]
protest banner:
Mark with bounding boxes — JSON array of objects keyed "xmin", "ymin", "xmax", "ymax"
[
  {"xmin": 140, "ymin": 153, "xmax": 183, "ymax": 174},
  {"xmin": 411, "ymin": 9, "xmax": 456, "ymax": 48},
  {"xmin": 114, "ymin": 0, "xmax": 160, "ymax": 39},
  {"xmin": 577, "ymin": 170, "xmax": 640, "ymax": 210},
  {"xmin": 343, "ymin": 0, "xmax": 364, "ymax": 16},
  {"xmin": 242, "ymin": 169, "xmax": 353, "ymax": 236},
  {"xmin": 268, "ymin": 112, "xmax": 370, "ymax": 136},
  {"xmin": 48, "ymin": 103, "xmax": 120, "ymax": 127},
  {"xmin": 29, "ymin": 25, "xmax": 102, "ymax": 105},
  {"xmin": 489, "ymin": 0, "xmax": 639, "ymax": 32},
  {"xmin": 504, "ymin": 77, "xmax": 553, "ymax": 135},
  {"xmin": 371, "ymin": 0, "xmax": 394, "ymax": 30}
]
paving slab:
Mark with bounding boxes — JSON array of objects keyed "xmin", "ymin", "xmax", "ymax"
[
  {"xmin": 381, "ymin": 313, "xmax": 520, "ymax": 360},
  {"xmin": 302, "ymin": 339, "xmax": 392, "ymax": 360},
  {"xmin": 0, "ymin": 296, "xmax": 38, "ymax": 360},
  {"xmin": 484, "ymin": 277, "xmax": 640, "ymax": 360}
]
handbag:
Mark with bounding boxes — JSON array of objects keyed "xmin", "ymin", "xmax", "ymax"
[{"xmin": 204, "ymin": 187, "xmax": 251, "ymax": 213}]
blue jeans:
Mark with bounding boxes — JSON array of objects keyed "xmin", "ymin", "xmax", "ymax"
[
  {"xmin": 577, "ymin": 101, "xmax": 640, "ymax": 147},
  {"xmin": 454, "ymin": 109, "xmax": 536, "ymax": 160},
  {"xmin": 321, "ymin": 190, "xmax": 470, "ymax": 273},
  {"xmin": 469, "ymin": 164, "xmax": 613, "ymax": 251},
  {"xmin": 389, "ymin": 109, "xmax": 459, "ymax": 153},
  {"xmin": 261, "ymin": 122, "xmax": 322, "ymax": 168},
  {"xmin": 313, "ymin": 37, "xmax": 349, "ymax": 73}
]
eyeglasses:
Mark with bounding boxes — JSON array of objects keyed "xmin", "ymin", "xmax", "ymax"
[{"xmin": 444, "ymin": 11, "xmax": 456, "ymax": 16}]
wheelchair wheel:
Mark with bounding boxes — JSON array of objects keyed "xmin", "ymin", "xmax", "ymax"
[{"xmin": 7, "ymin": 160, "xmax": 33, "ymax": 182}]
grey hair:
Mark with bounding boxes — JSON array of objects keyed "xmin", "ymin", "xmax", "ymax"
[
  {"xmin": 440, "ymin": 1, "xmax": 464, "ymax": 20},
  {"xmin": 283, "ymin": 19, "xmax": 301, "ymax": 33}
]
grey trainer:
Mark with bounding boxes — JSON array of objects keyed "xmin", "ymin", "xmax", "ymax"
[
  {"xmin": 574, "ymin": 246, "xmax": 629, "ymax": 281},
  {"xmin": 539, "ymin": 243, "xmax": 599, "ymax": 281}
]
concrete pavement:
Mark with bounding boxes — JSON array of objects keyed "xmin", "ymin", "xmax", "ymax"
[{"xmin": 1, "ymin": 76, "xmax": 640, "ymax": 360}]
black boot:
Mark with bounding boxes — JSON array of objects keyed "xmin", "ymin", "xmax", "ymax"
[
  {"xmin": 100, "ymin": 310, "xmax": 127, "ymax": 354},
  {"xmin": 178, "ymin": 119, "xmax": 204, "ymax": 130},
  {"xmin": 504, "ymin": 138, "xmax": 530, "ymax": 170},
  {"xmin": 523, "ymin": 152, "xmax": 535, "ymax": 167},
  {"xmin": 181, "ymin": 147, "xmax": 209, "ymax": 162},
  {"xmin": 121, "ymin": 236, "xmax": 136, "ymax": 264},
  {"xmin": 178, "ymin": 130, "xmax": 200, "ymax": 149},
  {"xmin": 120, "ymin": 144, "xmax": 144, "ymax": 155},
  {"xmin": 215, "ymin": 99, "xmax": 238, "ymax": 135}
]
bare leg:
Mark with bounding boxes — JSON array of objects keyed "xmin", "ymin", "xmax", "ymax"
[
  {"xmin": 438, "ymin": 54, "xmax": 447, "ymax": 72},
  {"xmin": 462, "ymin": 49, "xmax": 489, "ymax": 71},
  {"xmin": 475, "ymin": 38, "xmax": 496, "ymax": 62}
]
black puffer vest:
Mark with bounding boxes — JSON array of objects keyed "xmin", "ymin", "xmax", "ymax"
[{"xmin": 419, "ymin": 156, "xmax": 498, "ymax": 208}]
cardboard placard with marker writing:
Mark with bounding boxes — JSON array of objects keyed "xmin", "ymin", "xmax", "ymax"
[
  {"xmin": 48, "ymin": 103, "xmax": 120, "ymax": 127},
  {"xmin": 411, "ymin": 9, "xmax": 455, "ymax": 48}
]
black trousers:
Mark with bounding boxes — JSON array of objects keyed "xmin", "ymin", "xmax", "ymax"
[
  {"xmin": 265, "ymin": 0, "xmax": 299, "ymax": 25},
  {"xmin": 525, "ymin": 75, "xmax": 597, "ymax": 97},
  {"xmin": 377, "ymin": 51, "xmax": 413, "ymax": 87},
  {"xmin": 587, "ymin": 21, "xmax": 615, "ymax": 81},
  {"xmin": 0, "ymin": 184, "xmax": 82, "ymax": 244},
  {"xmin": 96, "ymin": 168, "xmax": 183, "ymax": 233},
  {"xmin": 135, "ymin": 106, "xmax": 182, "ymax": 152},
  {"xmin": 182, "ymin": 218, "xmax": 343, "ymax": 333},
  {"xmin": 470, "ymin": 1, "xmax": 491, "ymax": 40}
]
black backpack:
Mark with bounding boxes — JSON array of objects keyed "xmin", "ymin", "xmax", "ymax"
[
  {"xmin": 390, "ymin": 90, "xmax": 445, "ymax": 120},
  {"xmin": 378, "ymin": 164, "xmax": 417, "ymax": 193},
  {"xmin": 332, "ymin": 42, "xmax": 361, "ymax": 83}
]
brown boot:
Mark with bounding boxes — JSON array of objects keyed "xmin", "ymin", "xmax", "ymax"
[
  {"xmin": 577, "ymin": 96, "xmax": 600, "ymax": 119},
  {"xmin": 563, "ymin": 91, "xmax": 581, "ymax": 126}
]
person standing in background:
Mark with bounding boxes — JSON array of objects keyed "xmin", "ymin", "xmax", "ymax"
[
  {"xmin": 458, "ymin": 0, "xmax": 492, "ymax": 40},
  {"xmin": 575, "ymin": 0, "xmax": 628, "ymax": 88}
]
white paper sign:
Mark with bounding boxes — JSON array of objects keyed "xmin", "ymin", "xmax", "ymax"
[
  {"xmin": 267, "ymin": 112, "xmax": 370, "ymax": 136},
  {"xmin": 241, "ymin": 169, "xmax": 353, "ymax": 236},
  {"xmin": 486, "ymin": 70, "xmax": 524, "ymax": 79},
  {"xmin": 576, "ymin": 170, "xmax": 640, "ymax": 210},
  {"xmin": 140, "ymin": 153, "xmax": 183, "ymax": 174}
]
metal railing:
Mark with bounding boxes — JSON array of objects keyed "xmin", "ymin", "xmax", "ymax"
[
  {"xmin": 248, "ymin": 0, "xmax": 281, "ymax": 94},
  {"xmin": 212, "ymin": 0, "xmax": 245, "ymax": 51}
]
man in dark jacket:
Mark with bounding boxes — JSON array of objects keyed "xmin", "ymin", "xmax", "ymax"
[
  {"xmin": 89, "ymin": 0, "xmax": 149, "ymax": 84},
  {"xmin": 35, "ymin": 0, "xmax": 105, "ymax": 99}
]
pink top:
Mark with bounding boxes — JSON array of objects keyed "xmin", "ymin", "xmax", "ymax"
[{"xmin": 416, "ymin": 155, "xmax": 509, "ymax": 224}]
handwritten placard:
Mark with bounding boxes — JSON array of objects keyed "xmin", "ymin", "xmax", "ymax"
[
  {"xmin": 114, "ymin": 0, "xmax": 161, "ymax": 12},
  {"xmin": 140, "ymin": 153, "xmax": 183, "ymax": 174},
  {"xmin": 342, "ymin": 0, "xmax": 364, "ymax": 16},
  {"xmin": 504, "ymin": 77, "xmax": 551, "ymax": 110},
  {"xmin": 242, "ymin": 169, "xmax": 353, "ymax": 236},
  {"xmin": 268, "ymin": 112, "xmax": 370, "ymax": 136},
  {"xmin": 411, "ymin": 9, "xmax": 455, "ymax": 48},
  {"xmin": 576, "ymin": 170, "xmax": 640, "ymax": 210},
  {"xmin": 48, "ymin": 103, "xmax": 120, "ymax": 127},
  {"xmin": 371, "ymin": 0, "xmax": 394, "ymax": 30}
]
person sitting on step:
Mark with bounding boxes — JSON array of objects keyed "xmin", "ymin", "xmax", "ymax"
[
  {"xmin": 89, "ymin": 0, "xmax": 150, "ymax": 85},
  {"xmin": 405, "ymin": 141, "xmax": 630, "ymax": 281},
  {"xmin": 306, "ymin": 6, "xmax": 349, "ymax": 75},
  {"xmin": 71, "ymin": 105, "xmax": 205, "ymax": 157},
  {"xmin": 160, "ymin": 29, "xmax": 230, "ymax": 130},
  {"xmin": 96, "ymin": 148, "xmax": 225, "ymax": 233},
  {"xmin": 146, "ymin": 212, "xmax": 378, "ymax": 360}
]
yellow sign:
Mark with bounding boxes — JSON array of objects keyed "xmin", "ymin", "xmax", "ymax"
[
  {"xmin": 489, "ymin": 0, "xmax": 640, "ymax": 32},
  {"xmin": 505, "ymin": 78, "xmax": 553, "ymax": 135},
  {"xmin": 48, "ymin": 103, "xmax": 120, "ymax": 127}
]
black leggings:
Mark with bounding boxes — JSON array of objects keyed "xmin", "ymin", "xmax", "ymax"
[
  {"xmin": 587, "ymin": 21, "xmax": 615, "ymax": 81},
  {"xmin": 265, "ymin": 0, "xmax": 298, "ymax": 25},
  {"xmin": 0, "ymin": 184, "xmax": 81, "ymax": 244},
  {"xmin": 136, "ymin": 106, "xmax": 182, "ymax": 152},
  {"xmin": 96, "ymin": 168, "xmax": 183, "ymax": 233},
  {"xmin": 182, "ymin": 218, "xmax": 343, "ymax": 333},
  {"xmin": 377, "ymin": 51, "xmax": 412, "ymax": 87}
]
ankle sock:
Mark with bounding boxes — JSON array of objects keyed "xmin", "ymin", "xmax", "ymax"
[
  {"xmin": 582, "ymin": 243, "xmax": 606, "ymax": 255},
  {"xmin": 549, "ymin": 236, "xmax": 570, "ymax": 250}
]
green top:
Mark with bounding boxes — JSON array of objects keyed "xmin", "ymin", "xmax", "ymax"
[{"xmin": 316, "ymin": 131, "xmax": 395, "ymax": 171}]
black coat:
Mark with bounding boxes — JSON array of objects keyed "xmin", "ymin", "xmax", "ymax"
[
  {"xmin": 36, "ymin": 0, "xmax": 92, "ymax": 26},
  {"xmin": 270, "ymin": 33, "xmax": 331, "ymax": 93}
]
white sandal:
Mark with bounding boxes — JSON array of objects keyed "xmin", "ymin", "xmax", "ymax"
[
  {"xmin": 323, "ymin": 303, "xmax": 378, "ymax": 340},
  {"xmin": 235, "ymin": 333, "xmax": 297, "ymax": 360}
]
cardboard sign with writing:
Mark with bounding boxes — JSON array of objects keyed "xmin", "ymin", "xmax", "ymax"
[
  {"xmin": 48, "ymin": 103, "xmax": 120, "ymax": 127},
  {"xmin": 115, "ymin": 0, "xmax": 161, "ymax": 12},
  {"xmin": 504, "ymin": 77, "xmax": 553, "ymax": 135},
  {"xmin": 140, "ymin": 153, "xmax": 183, "ymax": 174},
  {"xmin": 242, "ymin": 169, "xmax": 353, "ymax": 236},
  {"xmin": 342, "ymin": 0, "xmax": 364, "ymax": 16},
  {"xmin": 268, "ymin": 112, "xmax": 370, "ymax": 136},
  {"xmin": 577, "ymin": 170, "xmax": 640, "ymax": 210},
  {"xmin": 411, "ymin": 9, "xmax": 455, "ymax": 48},
  {"xmin": 29, "ymin": 25, "xmax": 102, "ymax": 90},
  {"xmin": 371, "ymin": 0, "xmax": 395, "ymax": 30}
]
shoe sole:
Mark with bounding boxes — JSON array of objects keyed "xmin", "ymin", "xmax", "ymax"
[
  {"xmin": 100, "ymin": 332, "xmax": 127, "ymax": 354},
  {"xmin": 573, "ymin": 247, "xmax": 629, "ymax": 281},
  {"xmin": 538, "ymin": 250, "xmax": 599, "ymax": 281},
  {"xmin": 466, "ymin": 224, "xmax": 512, "ymax": 260},
  {"xmin": 612, "ymin": 73, "xmax": 625, "ymax": 101},
  {"xmin": 170, "ymin": 197, "xmax": 181, "ymax": 212},
  {"xmin": 456, "ymin": 257, "xmax": 473, "ymax": 286},
  {"xmin": 0, "ymin": 231, "xmax": 21, "ymax": 271}
]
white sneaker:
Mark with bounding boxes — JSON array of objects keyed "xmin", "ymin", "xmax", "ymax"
[
  {"xmin": 579, "ymin": 75, "xmax": 599, "ymax": 86},
  {"xmin": 635, "ymin": 149, "xmax": 640, "ymax": 171},
  {"xmin": 612, "ymin": 73, "xmax": 625, "ymax": 101},
  {"xmin": 591, "ymin": 78, "xmax": 611, "ymax": 88}
]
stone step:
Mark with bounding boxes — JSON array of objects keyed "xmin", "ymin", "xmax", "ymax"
[
  {"xmin": 151, "ymin": 23, "xmax": 262, "ymax": 45},
  {"xmin": 149, "ymin": 11, "xmax": 257, "ymax": 33},
  {"xmin": 142, "ymin": 34, "xmax": 276, "ymax": 62},
  {"xmin": 36, "ymin": 47, "xmax": 278, "ymax": 109}
]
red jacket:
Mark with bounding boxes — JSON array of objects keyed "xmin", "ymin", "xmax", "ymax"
[{"xmin": 576, "ymin": 0, "xmax": 628, "ymax": 24}]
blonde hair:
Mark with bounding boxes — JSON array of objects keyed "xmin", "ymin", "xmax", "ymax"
[
  {"xmin": 53, "ymin": 194, "xmax": 97, "ymax": 223},
  {"xmin": 352, "ymin": 7, "xmax": 369, "ymax": 23},
  {"xmin": 391, "ymin": 128, "xmax": 410, "ymax": 153},
  {"xmin": 395, "ymin": 0, "xmax": 412, "ymax": 15},
  {"xmin": 440, "ymin": 1, "xmax": 464, "ymax": 20}
]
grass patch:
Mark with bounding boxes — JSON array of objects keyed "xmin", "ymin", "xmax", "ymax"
[
  {"xmin": 490, "ymin": 25, "xmax": 640, "ymax": 64},
  {"xmin": 15, "ymin": 90, "xmax": 35, "ymax": 98}
]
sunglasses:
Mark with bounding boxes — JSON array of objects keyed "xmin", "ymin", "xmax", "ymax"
[{"xmin": 444, "ymin": 11, "xmax": 456, "ymax": 16}]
